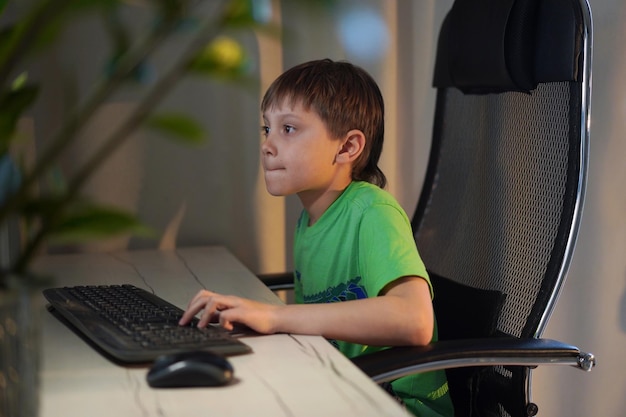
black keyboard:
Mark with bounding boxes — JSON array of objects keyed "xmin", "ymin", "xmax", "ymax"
[{"xmin": 43, "ymin": 284, "xmax": 252, "ymax": 363}]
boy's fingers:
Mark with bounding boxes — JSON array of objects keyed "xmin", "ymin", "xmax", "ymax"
[
  {"xmin": 179, "ymin": 304, "xmax": 201, "ymax": 325},
  {"xmin": 179, "ymin": 292, "xmax": 241, "ymax": 329},
  {"xmin": 219, "ymin": 314, "xmax": 234, "ymax": 331},
  {"xmin": 196, "ymin": 294, "xmax": 235, "ymax": 328},
  {"xmin": 198, "ymin": 303, "xmax": 221, "ymax": 328},
  {"xmin": 179, "ymin": 291, "xmax": 213, "ymax": 326}
]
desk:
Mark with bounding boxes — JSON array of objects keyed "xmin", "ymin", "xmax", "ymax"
[{"xmin": 34, "ymin": 246, "xmax": 410, "ymax": 417}]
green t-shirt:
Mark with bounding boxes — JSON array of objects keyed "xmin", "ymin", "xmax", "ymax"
[{"xmin": 293, "ymin": 181, "xmax": 454, "ymax": 417}]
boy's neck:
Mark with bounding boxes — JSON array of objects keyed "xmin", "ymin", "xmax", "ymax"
[{"xmin": 299, "ymin": 180, "xmax": 353, "ymax": 226}]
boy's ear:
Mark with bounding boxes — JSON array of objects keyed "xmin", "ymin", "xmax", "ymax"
[{"xmin": 336, "ymin": 130, "xmax": 365, "ymax": 163}]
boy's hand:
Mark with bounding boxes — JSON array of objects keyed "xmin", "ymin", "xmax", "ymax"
[{"xmin": 178, "ymin": 290, "xmax": 280, "ymax": 334}]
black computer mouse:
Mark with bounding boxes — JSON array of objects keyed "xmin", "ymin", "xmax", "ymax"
[{"xmin": 146, "ymin": 350, "xmax": 234, "ymax": 388}]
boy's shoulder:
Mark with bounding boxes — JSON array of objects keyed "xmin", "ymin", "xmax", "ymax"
[
  {"xmin": 344, "ymin": 181, "xmax": 399, "ymax": 208},
  {"xmin": 343, "ymin": 182, "xmax": 412, "ymax": 225}
]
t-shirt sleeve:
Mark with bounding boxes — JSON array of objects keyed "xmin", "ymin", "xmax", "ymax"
[{"xmin": 358, "ymin": 203, "xmax": 432, "ymax": 298}]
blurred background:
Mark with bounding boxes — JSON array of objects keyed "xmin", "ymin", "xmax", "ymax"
[{"xmin": 6, "ymin": 0, "xmax": 625, "ymax": 415}]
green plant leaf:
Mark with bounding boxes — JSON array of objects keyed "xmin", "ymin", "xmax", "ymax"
[
  {"xmin": 146, "ymin": 113, "xmax": 206, "ymax": 145},
  {"xmin": 0, "ymin": 25, "xmax": 12, "ymax": 61},
  {"xmin": 222, "ymin": 0, "xmax": 257, "ymax": 27},
  {"xmin": 11, "ymin": 71, "xmax": 29, "ymax": 90},
  {"xmin": 19, "ymin": 195, "xmax": 60, "ymax": 222},
  {"xmin": 0, "ymin": 84, "xmax": 39, "ymax": 151},
  {"xmin": 48, "ymin": 204, "xmax": 154, "ymax": 243},
  {"xmin": 19, "ymin": 196, "xmax": 153, "ymax": 242}
]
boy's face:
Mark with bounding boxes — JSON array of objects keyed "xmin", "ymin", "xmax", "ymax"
[{"xmin": 261, "ymin": 100, "xmax": 348, "ymax": 200}]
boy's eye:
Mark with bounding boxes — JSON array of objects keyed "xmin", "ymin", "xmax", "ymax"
[
  {"xmin": 284, "ymin": 125, "xmax": 295, "ymax": 134},
  {"xmin": 261, "ymin": 126, "xmax": 270, "ymax": 136}
]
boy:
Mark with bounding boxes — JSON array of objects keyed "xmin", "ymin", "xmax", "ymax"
[{"xmin": 180, "ymin": 59, "xmax": 453, "ymax": 416}]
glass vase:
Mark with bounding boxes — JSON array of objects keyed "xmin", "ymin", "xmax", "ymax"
[{"xmin": 0, "ymin": 284, "xmax": 43, "ymax": 417}]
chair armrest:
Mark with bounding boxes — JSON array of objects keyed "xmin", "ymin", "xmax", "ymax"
[
  {"xmin": 257, "ymin": 272, "xmax": 295, "ymax": 291},
  {"xmin": 351, "ymin": 337, "xmax": 596, "ymax": 383}
]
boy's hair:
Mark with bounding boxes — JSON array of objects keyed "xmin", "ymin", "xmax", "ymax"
[{"xmin": 261, "ymin": 59, "xmax": 387, "ymax": 188}]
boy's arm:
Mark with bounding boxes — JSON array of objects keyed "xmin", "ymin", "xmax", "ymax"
[
  {"xmin": 275, "ymin": 276, "xmax": 434, "ymax": 346},
  {"xmin": 179, "ymin": 276, "xmax": 434, "ymax": 347}
]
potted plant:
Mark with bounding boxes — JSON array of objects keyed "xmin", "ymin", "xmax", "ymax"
[{"xmin": 0, "ymin": 0, "xmax": 277, "ymax": 415}]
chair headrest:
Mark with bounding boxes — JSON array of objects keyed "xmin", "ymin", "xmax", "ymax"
[{"xmin": 433, "ymin": 0, "xmax": 584, "ymax": 94}]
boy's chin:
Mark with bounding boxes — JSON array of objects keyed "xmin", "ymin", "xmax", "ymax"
[
  {"xmin": 264, "ymin": 185, "xmax": 288, "ymax": 197},
  {"xmin": 266, "ymin": 189, "xmax": 287, "ymax": 197}
]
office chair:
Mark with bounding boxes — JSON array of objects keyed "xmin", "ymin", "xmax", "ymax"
[
  {"xmin": 349, "ymin": 0, "xmax": 596, "ymax": 416},
  {"xmin": 261, "ymin": 0, "xmax": 595, "ymax": 415}
]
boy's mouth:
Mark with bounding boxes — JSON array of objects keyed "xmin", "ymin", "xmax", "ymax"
[{"xmin": 263, "ymin": 164, "xmax": 285, "ymax": 172}]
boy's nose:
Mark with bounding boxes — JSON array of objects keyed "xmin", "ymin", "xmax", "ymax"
[{"xmin": 261, "ymin": 136, "xmax": 275, "ymax": 156}]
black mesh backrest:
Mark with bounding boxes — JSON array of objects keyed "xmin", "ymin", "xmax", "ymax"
[
  {"xmin": 420, "ymin": 82, "xmax": 580, "ymax": 340},
  {"xmin": 412, "ymin": 0, "xmax": 591, "ymax": 416}
]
